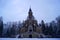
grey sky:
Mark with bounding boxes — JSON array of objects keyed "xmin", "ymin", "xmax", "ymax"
[{"xmin": 0, "ymin": 0, "xmax": 60, "ymax": 23}]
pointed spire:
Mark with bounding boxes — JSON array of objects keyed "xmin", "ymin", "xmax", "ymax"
[
  {"xmin": 28, "ymin": 7, "xmax": 34, "ymax": 19},
  {"xmin": 28, "ymin": 7, "xmax": 32, "ymax": 16},
  {"xmin": 29, "ymin": 7, "xmax": 32, "ymax": 12},
  {"xmin": 28, "ymin": 6, "xmax": 33, "ymax": 14},
  {"xmin": 27, "ymin": 7, "xmax": 35, "ymax": 20}
]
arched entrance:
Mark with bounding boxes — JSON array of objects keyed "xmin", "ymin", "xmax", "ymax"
[
  {"xmin": 29, "ymin": 34, "xmax": 32, "ymax": 38},
  {"xmin": 17, "ymin": 35, "xmax": 21, "ymax": 38}
]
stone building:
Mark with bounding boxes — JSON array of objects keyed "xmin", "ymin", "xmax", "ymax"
[{"xmin": 18, "ymin": 8, "xmax": 45, "ymax": 38}]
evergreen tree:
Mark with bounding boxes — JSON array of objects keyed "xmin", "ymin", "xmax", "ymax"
[
  {"xmin": 48, "ymin": 23, "xmax": 53, "ymax": 37},
  {"xmin": 45, "ymin": 23, "xmax": 49, "ymax": 35},
  {"xmin": 6, "ymin": 28, "xmax": 11, "ymax": 37},
  {"xmin": 0, "ymin": 17, "xmax": 3, "ymax": 37},
  {"xmin": 56, "ymin": 16, "xmax": 60, "ymax": 35},
  {"xmin": 10, "ymin": 23, "xmax": 17, "ymax": 37},
  {"xmin": 55, "ymin": 16, "xmax": 60, "ymax": 37},
  {"xmin": 41, "ymin": 20, "xmax": 46, "ymax": 34}
]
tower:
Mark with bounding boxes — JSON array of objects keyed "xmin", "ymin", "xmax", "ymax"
[
  {"xmin": 19, "ymin": 8, "xmax": 44, "ymax": 38},
  {"xmin": 27, "ymin": 8, "xmax": 34, "ymax": 20}
]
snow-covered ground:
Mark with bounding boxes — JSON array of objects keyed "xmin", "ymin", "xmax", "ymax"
[{"xmin": 0, "ymin": 38, "xmax": 60, "ymax": 40}]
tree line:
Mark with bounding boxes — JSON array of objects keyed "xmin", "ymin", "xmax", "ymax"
[{"xmin": 0, "ymin": 16, "xmax": 60, "ymax": 38}]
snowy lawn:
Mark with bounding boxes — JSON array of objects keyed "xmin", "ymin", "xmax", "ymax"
[{"xmin": 0, "ymin": 38, "xmax": 60, "ymax": 40}]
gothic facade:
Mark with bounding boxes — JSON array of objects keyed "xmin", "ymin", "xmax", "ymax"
[{"xmin": 18, "ymin": 8, "xmax": 45, "ymax": 38}]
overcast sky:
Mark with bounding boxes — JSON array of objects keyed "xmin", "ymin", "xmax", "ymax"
[{"xmin": 0, "ymin": 0, "xmax": 60, "ymax": 23}]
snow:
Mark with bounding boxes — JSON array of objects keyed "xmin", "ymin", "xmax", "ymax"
[{"xmin": 0, "ymin": 38, "xmax": 60, "ymax": 40}]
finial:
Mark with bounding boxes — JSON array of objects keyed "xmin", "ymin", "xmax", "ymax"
[{"xmin": 29, "ymin": 6, "xmax": 32, "ymax": 11}]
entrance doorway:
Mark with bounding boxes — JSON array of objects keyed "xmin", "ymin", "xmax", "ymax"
[{"xmin": 29, "ymin": 34, "xmax": 32, "ymax": 38}]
